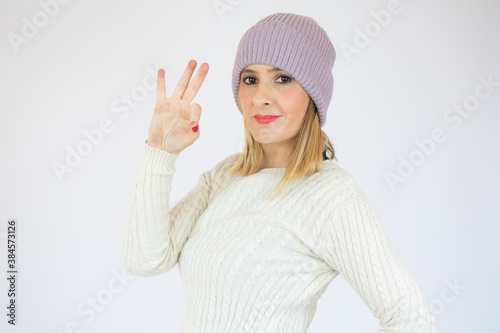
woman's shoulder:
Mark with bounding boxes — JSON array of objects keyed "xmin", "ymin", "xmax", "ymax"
[
  {"xmin": 316, "ymin": 160, "xmax": 359, "ymax": 186},
  {"xmin": 195, "ymin": 152, "xmax": 242, "ymax": 203},
  {"xmin": 200, "ymin": 151, "xmax": 241, "ymax": 183},
  {"xmin": 309, "ymin": 160, "xmax": 369, "ymax": 207},
  {"xmin": 210, "ymin": 151, "xmax": 242, "ymax": 174}
]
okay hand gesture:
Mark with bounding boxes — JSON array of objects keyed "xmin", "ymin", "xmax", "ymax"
[{"xmin": 147, "ymin": 60, "xmax": 209, "ymax": 154}]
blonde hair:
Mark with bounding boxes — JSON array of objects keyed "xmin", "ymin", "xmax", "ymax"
[{"xmin": 228, "ymin": 98, "xmax": 337, "ymax": 198}]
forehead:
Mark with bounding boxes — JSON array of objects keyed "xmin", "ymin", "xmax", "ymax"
[{"xmin": 241, "ymin": 64, "xmax": 285, "ymax": 74}]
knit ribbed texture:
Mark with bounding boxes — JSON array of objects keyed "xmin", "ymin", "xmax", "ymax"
[
  {"xmin": 232, "ymin": 13, "xmax": 336, "ymax": 127},
  {"xmin": 123, "ymin": 143, "xmax": 440, "ymax": 332}
]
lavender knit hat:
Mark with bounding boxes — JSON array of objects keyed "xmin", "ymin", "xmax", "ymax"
[{"xmin": 232, "ymin": 12, "xmax": 336, "ymax": 127}]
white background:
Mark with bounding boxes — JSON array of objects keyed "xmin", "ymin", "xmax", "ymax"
[{"xmin": 1, "ymin": 0, "xmax": 499, "ymax": 332}]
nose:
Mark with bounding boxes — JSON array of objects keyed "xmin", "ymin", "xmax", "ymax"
[{"xmin": 252, "ymin": 81, "xmax": 272, "ymax": 107}]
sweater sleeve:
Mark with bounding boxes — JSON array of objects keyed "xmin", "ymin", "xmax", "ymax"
[
  {"xmin": 317, "ymin": 183, "xmax": 440, "ymax": 332},
  {"xmin": 122, "ymin": 141, "xmax": 213, "ymax": 277}
]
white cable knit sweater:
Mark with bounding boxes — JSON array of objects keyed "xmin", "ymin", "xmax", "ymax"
[{"xmin": 123, "ymin": 142, "xmax": 440, "ymax": 332}]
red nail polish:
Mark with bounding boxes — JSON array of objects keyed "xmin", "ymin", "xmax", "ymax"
[{"xmin": 192, "ymin": 125, "xmax": 198, "ymax": 132}]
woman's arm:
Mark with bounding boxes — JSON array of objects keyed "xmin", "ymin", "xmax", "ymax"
[
  {"xmin": 317, "ymin": 184, "xmax": 440, "ymax": 332},
  {"xmin": 122, "ymin": 141, "xmax": 213, "ymax": 277}
]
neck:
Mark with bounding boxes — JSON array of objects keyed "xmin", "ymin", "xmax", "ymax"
[{"xmin": 259, "ymin": 139, "xmax": 295, "ymax": 169}]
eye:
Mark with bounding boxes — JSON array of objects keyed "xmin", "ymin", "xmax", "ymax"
[
  {"xmin": 242, "ymin": 76, "xmax": 256, "ymax": 84},
  {"xmin": 276, "ymin": 75, "xmax": 292, "ymax": 83}
]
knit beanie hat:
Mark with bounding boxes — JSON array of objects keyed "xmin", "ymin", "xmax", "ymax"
[{"xmin": 232, "ymin": 12, "xmax": 336, "ymax": 127}]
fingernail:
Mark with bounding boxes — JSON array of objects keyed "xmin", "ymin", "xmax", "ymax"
[{"xmin": 192, "ymin": 125, "xmax": 198, "ymax": 132}]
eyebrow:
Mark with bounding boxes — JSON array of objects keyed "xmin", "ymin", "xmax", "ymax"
[{"xmin": 241, "ymin": 67, "xmax": 283, "ymax": 74}]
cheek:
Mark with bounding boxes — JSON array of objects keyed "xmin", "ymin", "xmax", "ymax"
[
  {"xmin": 238, "ymin": 87, "xmax": 250, "ymax": 106},
  {"xmin": 281, "ymin": 89, "xmax": 309, "ymax": 117}
]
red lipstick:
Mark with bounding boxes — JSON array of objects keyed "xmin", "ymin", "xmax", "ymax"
[{"xmin": 254, "ymin": 114, "xmax": 280, "ymax": 124}]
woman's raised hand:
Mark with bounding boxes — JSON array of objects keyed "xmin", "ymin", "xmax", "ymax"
[{"xmin": 147, "ymin": 60, "xmax": 209, "ymax": 154}]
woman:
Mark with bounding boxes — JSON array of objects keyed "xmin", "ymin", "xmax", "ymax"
[{"xmin": 123, "ymin": 12, "xmax": 440, "ymax": 332}]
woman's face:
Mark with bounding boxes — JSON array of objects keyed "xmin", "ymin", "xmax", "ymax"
[{"xmin": 238, "ymin": 64, "xmax": 310, "ymax": 148}]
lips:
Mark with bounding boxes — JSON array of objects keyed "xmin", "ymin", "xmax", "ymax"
[{"xmin": 254, "ymin": 114, "xmax": 281, "ymax": 124}]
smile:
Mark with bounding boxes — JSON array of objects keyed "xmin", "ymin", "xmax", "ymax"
[{"xmin": 254, "ymin": 115, "xmax": 281, "ymax": 124}]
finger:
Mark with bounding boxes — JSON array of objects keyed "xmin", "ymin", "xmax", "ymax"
[
  {"xmin": 181, "ymin": 62, "xmax": 209, "ymax": 104},
  {"xmin": 172, "ymin": 60, "xmax": 197, "ymax": 99},
  {"xmin": 189, "ymin": 103, "xmax": 202, "ymax": 123},
  {"xmin": 156, "ymin": 68, "xmax": 167, "ymax": 101},
  {"xmin": 191, "ymin": 123, "xmax": 200, "ymax": 134}
]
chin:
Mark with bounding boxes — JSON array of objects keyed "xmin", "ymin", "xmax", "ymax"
[{"xmin": 250, "ymin": 131, "xmax": 278, "ymax": 145}]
